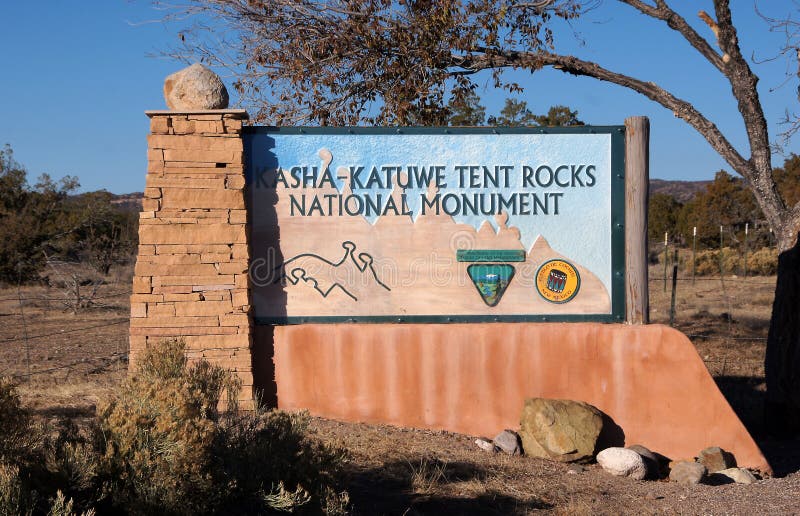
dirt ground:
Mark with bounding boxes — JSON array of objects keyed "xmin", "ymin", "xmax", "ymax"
[{"xmin": 1, "ymin": 267, "xmax": 799, "ymax": 515}]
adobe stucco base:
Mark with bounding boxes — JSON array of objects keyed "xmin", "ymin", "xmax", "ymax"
[
  {"xmin": 130, "ymin": 109, "xmax": 254, "ymax": 408},
  {"xmin": 271, "ymin": 322, "xmax": 771, "ymax": 473}
]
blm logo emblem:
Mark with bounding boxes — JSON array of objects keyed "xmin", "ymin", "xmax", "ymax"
[{"xmin": 466, "ymin": 264, "xmax": 515, "ymax": 307}]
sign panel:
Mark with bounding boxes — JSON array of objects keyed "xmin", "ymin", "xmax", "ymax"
[{"xmin": 246, "ymin": 127, "xmax": 624, "ymax": 324}]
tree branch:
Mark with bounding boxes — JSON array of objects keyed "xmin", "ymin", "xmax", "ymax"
[
  {"xmin": 618, "ymin": 0, "xmax": 725, "ymax": 72},
  {"xmin": 457, "ymin": 49, "xmax": 752, "ymax": 176}
]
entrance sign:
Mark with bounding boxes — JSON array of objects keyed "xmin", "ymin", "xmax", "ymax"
[{"xmin": 246, "ymin": 127, "xmax": 624, "ymax": 323}]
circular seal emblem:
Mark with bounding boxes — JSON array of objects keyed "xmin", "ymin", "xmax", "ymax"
[{"xmin": 535, "ymin": 259, "xmax": 580, "ymax": 304}]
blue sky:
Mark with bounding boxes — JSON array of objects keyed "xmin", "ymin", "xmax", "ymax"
[{"xmin": 0, "ymin": 1, "xmax": 798, "ymax": 194}]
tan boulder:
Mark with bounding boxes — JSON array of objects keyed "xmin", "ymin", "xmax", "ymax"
[
  {"xmin": 164, "ymin": 63, "xmax": 229, "ymax": 110},
  {"xmin": 519, "ymin": 398, "xmax": 604, "ymax": 463}
]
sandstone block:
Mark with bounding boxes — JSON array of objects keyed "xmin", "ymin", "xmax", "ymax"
[
  {"xmin": 138, "ymin": 245, "xmax": 156, "ymax": 256},
  {"xmin": 232, "ymin": 289, "xmax": 249, "ymax": 307},
  {"xmin": 146, "ymin": 254, "xmax": 201, "ymax": 265},
  {"xmin": 147, "ymin": 160, "xmax": 165, "ymax": 174},
  {"xmin": 201, "ymin": 253, "xmax": 231, "ymax": 263},
  {"xmin": 147, "ymin": 148, "xmax": 164, "ymax": 162},
  {"xmin": 223, "ymin": 118, "xmax": 243, "ymax": 133},
  {"xmin": 141, "ymin": 199, "xmax": 160, "ymax": 211},
  {"xmin": 192, "ymin": 284, "xmax": 235, "ymax": 292},
  {"xmin": 131, "ymin": 303, "xmax": 147, "ymax": 318},
  {"xmin": 148, "ymin": 134, "xmax": 242, "ymax": 152},
  {"xmin": 148, "ymin": 303, "xmax": 176, "ymax": 316},
  {"xmin": 220, "ymin": 314, "xmax": 250, "ymax": 327},
  {"xmin": 187, "ymin": 114, "xmax": 223, "ymax": 121},
  {"xmin": 217, "ymin": 261, "xmax": 248, "ymax": 274},
  {"xmin": 130, "ymin": 315, "xmax": 220, "ymax": 328},
  {"xmin": 226, "ymin": 175, "xmax": 246, "ymax": 189},
  {"xmin": 135, "ymin": 262, "xmax": 219, "ymax": 277},
  {"xmin": 195, "ymin": 120, "xmax": 225, "ymax": 133},
  {"xmin": 229, "ymin": 210, "xmax": 247, "ymax": 223},
  {"xmin": 153, "ymin": 285, "xmax": 194, "ymax": 294},
  {"xmin": 163, "ymin": 149, "xmax": 243, "ymax": 164},
  {"xmin": 182, "ymin": 334, "xmax": 250, "ymax": 349},
  {"xmin": 164, "ymin": 293, "xmax": 203, "ymax": 302},
  {"xmin": 130, "ymin": 326, "xmax": 237, "ymax": 336},
  {"xmin": 141, "ymin": 211, "xmax": 156, "ymax": 219},
  {"xmin": 172, "ymin": 119, "xmax": 196, "ymax": 134},
  {"xmin": 146, "ymin": 176, "xmax": 226, "ymax": 189},
  {"xmin": 130, "ymin": 294, "xmax": 163, "ymax": 303},
  {"xmin": 232, "ymin": 244, "xmax": 249, "ymax": 259},
  {"xmin": 150, "ymin": 116, "xmax": 170, "ymax": 134},
  {"xmin": 156, "ymin": 274, "xmax": 234, "ymax": 287},
  {"xmin": 144, "ymin": 187, "xmax": 162, "ymax": 199},
  {"xmin": 160, "ymin": 188, "xmax": 245, "ymax": 210},
  {"xmin": 174, "ymin": 300, "xmax": 234, "ymax": 317},
  {"xmin": 132, "ymin": 276, "xmax": 152, "ymax": 294},
  {"xmin": 139, "ymin": 223, "xmax": 247, "ymax": 245}
]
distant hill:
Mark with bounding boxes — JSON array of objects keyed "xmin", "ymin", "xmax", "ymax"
[
  {"xmin": 109, "ymin": 192, "xmax": 143, "ymax": 212},
  {"xmin": 649, "ymin": 179, "xmax": 709, "ymax": 203}
]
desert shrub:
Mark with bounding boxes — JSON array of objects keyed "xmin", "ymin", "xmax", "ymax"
[
  {"xmin": 694, "ymin": 247, "xmax": 743, "ymax": 275},
  {"xmin": 746, "ymin": 247, "xmax": 779, "ymax": 276},
  {"xmin": 0, "ymin": 377, "xmax": 37, "ymax": 463},
  {"xmin": 100, "ymin": 339, "xmax": 348, "ymax": 515}
]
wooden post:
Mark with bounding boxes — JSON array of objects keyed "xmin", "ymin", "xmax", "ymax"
[{"xmin": 625, "ymin": 116, "xmax": 649, "ymax": 324}]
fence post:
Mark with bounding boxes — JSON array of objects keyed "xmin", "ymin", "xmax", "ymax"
[
  {"xmin": 669, "ymin": 249, "xmax": 679, "ymax": 326},
  {"xmin": 663, "ymin": 231, "xmax": 669, "ymax": 292},
  {"xmin": 624, "ymin": 116, "xmax": 650, "ymax": 324},
  {"xmin": 692, "ymin": 226, "xmax": 697, "ymax": 286},
  {"xmin": 744, "ymin": 222, "xmax": 749, "ymax": 279}
]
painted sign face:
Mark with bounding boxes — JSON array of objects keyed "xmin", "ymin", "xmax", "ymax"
[{"xmin": 246, "ymin": 128, "xmax": 624, "ymax": 323}]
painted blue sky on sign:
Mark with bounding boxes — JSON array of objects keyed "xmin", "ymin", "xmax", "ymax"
[{"xmin": 254, "ymin": 133, "xmax": 614, "ymax": 292}]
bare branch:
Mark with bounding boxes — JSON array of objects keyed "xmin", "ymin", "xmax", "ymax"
[
  {"xmin": 457, "ymin": 48, "xmax": 751, "ymax": 175},
  {"xmin": 618, "ymin": 0, "xmax": 725, "ymax": 72}
]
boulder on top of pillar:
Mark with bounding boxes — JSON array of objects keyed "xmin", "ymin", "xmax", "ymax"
[{"xmin": 164, "ymin": 63, "xmax": 229, "ymax": 110}]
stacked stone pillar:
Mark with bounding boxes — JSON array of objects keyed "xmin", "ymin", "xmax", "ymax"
[{"xmin": 130, "ymin": 109, "xmax": 254, "ymax": 408}]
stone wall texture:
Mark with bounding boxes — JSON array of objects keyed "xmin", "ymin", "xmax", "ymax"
[{"xmin": 131, "ymin": 110, "xmax": 254, "ymax": 408}]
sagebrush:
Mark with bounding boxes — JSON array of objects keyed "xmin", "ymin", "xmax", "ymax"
[{"xmin": 0, "ymin": 339, "xmax": 349, "ymax": 515}]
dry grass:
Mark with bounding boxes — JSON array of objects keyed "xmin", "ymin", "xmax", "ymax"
[{"xmin": 2, "ymin": 265, "xmax": 800, "ymax": 514}]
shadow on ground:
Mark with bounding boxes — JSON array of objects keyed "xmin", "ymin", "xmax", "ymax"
[
  {"xmin": 715, "ymin": 375, "xmax": 800, "ymax": 477},
  {"xmin": 341, "ymin": 458, "xmax": 552, "ymax": 515}
]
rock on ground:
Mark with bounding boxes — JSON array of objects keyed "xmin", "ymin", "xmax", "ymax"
[
  {"xmin": 716, "ymin": 467, "xmax": 757, "ymax": 484},
  {"xmin": 627, "ymin": 444, "xmax": 662, "ymax": 479},
  {"xmin": 698, "ymin": 446, "xmax": 736, "ymax": 473},
  {"xmin": 597, "ymin": 447, "xmax": 648, "ymax": 480},
  {"xmin": 669, "ymin": 461, "xmax": 707, "ymax": 485},
  {"xmin": 519, "ymin": 398, "xmax": 604, "ymax": 463},
  {"xmin": 493, "ymin": 430, "xmax": 522, "ymax": 456},
  {"xmin": 475, "ymin": 437, "xmax": 498, "ymax": 453},
  {"xmin": 164, "ymin": 63, "xmax": 229, "ymax": 110}
]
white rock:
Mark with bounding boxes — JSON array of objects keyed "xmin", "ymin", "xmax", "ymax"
[
  {"xmin": 164, "ymin": 63, "xmax": 229, "ymax": 110},
  {"xmin": 718, "ymin": 467, "xmax": 757, "ymax": 484},
  {"xmin": 475, "ymin": 437, "xmax": 498, "ymax": 453},
  {"xmin": 596, "ymin": 447, "xmax": 647, "ymax": 480}
]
